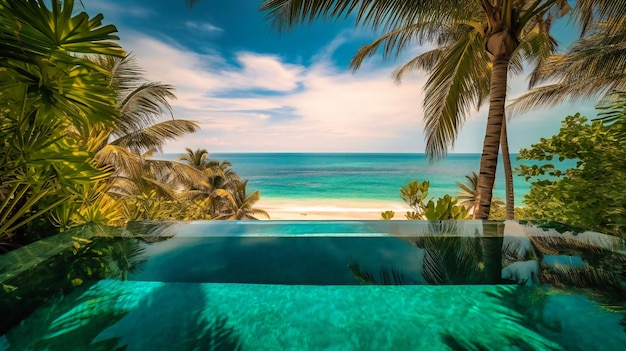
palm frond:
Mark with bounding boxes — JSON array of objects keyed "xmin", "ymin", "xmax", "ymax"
[
  {"xmin": 514, "ymin": 29, "xmax": 558, "ymax": 84},
  {"xmin": 94, "ymin": 144, "xmax": 144, "ymax": 180},
  {"xmin": 508, "ymin": 82, "xmax": 612, "ymax": 117},
  {"xmin": 106, "ymin": 177, "xmax": 139, "ymax": 199},
  {"xmin": 143, "ymin": 159, "xmax": 211, "ymax": 189},
  {"xmin": 531, "ymin": 28, "xmax": 626, "ymax": 88},
  {"xmin": 88, "ymin": 54, "xmax": 143, "ymax": 91},
  {"xmin": 110, "ymin": 120, "xmax": 199, "ymax": 154},
  {"xmin": 260, "ymin": 0, "xmax": 472, "ymax": 32},
  {"xmin": 116, "ymin": 82, "xmax": 178, "ymax": 134},
  {"xmin": 510, "ymin": 22, "xmax": 626, "ymax": 116},
  {"xmin": 139, "ymin": 176, "xmax": 178, "ymax": 200},
  {"xmin": 423, "ymin": 247, "xmax": 449, "ymax": 284},
  {"xmin": 456, "ymin": 171, "xmax": 478, "ymax": 209},
  {"xmin": 393, "ymin": 49, "xmax": 444, "ymax": 82},
  {"xmin": 349, "ymin": 21, "xmax": 447, "ymax": 72},
  {"xmin": 422, "ymin": 28, "xmax": 490, "ymax": 159},
  {"xmin": 572, "ymin": 0, "xmax": 626, "ymax": 35},
  {"xmin": 177, "ymin": 148, "xmax": 210, "ymax": 169}
]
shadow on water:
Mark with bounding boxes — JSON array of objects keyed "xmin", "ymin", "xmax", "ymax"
[
  {"xmin": 89, "ymin": 283, "xmax": 243, "ymax": 351},
  {"xmin": 0, "ymin": 229, "xmax": 146, "ymax": 334},
  {"xmin": 2, "ymin": 222, "xmax": 244, "ymax": 350},
  {"xmin": 4, "ymin": 280, "xmax": 243, "ymax": 350},
  {"xmin": 441, "ymin": 332, "xmax": 558, "ymax": 351}
]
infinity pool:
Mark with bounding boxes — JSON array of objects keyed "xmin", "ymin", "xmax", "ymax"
[{"xmin": 1, "ymin": 220, "xmax": 625, "ymax": 350}]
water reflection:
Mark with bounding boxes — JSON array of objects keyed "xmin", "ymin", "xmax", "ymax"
[
  {"xmin": 0, "ymin": 225, "xmax": 146, "ymax": 335},
  {"xmin": 1, "ymin": 220, "xmax": 625, "ymax": 350},
  {"xmin": 503, "ymin": 221, "xmax": 626, "ymax": 309}
]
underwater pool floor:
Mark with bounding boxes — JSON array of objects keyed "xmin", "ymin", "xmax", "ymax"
[{"xmin": 3, "ymin": 280, "xmax": 626, "ymax": 351}]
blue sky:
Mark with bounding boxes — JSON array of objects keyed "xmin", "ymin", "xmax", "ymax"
[{"xmin": 84, "ymin": 0, "xmax": 597, "ymax": 154}]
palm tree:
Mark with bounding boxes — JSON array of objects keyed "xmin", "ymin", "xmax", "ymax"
[
  {"xmin": 214, "ymin": 180, "xmax": 269, "ymax": 220},
  {"xmin": 456, "ymin": 172, "xmax": 481, "ymax": 214},
  {"xmin": 500, "ymin": 116, "xmax": 515, "ymax": 219},
  {"xmin": 456, "ymin": 171, "xmax": 504, "ymax": 217},
  {"xmin": 206, "ymin": 159, "xmax": 240, "ymax": 186},
  {"xmin": 260, "ymin": 0, "xmax": 613, "ymax": 219},
  {"xmin": 87, "ymin": 55, "xmax": 208, "ymax": 201},
  {"xmin": 89, "ymin": 55, "xmax": 199, "ymax": 170},
  {"xmin": 178, "ymin": 148, "xmax": 211, "ymax": 170},
  {"xmin": 378, "ymin": 16, "xmax": 520, "ymax": 219}
]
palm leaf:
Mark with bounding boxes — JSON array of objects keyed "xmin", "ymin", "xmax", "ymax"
[
  {"xmin": 571, "ymin": 0, "xmax": 626, "ymax": 35},
  {"xmin": 349, "ymin": 21, "xmax": 446, "ymax": 71},
  {"xmin": 116, "ymin": 82, "xmax": 178, "ymax": 134},
  {"xmin": 89, "ymin": 55, "xmax": 144, "ymax": 92},
  {"xmin": 393, "ymin": 49, "xmax": 444, "ymax": 82},
  {"xmin": 260, "ymin": 0, "xmax": 470, "ymax": 32},
  {"xmin": 95, "ymin": 144, "xmax": 145, "ymax": 180},
  {"xmin": 422, "ymin": 28, "xmax": 490, "ymax": 159},
  {"xmin": 110, "ymin": 120, "xmax": 199, "ymax": 154},
  {"xmin": 0, "ymin": 0, "xmax": 124, "ymax": 65},
  {"xmin": 510, "ymin": 21, "xmax": 626, "ymax": 116}
]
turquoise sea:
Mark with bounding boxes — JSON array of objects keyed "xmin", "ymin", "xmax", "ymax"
[{"xmin": 163, "ymin": 153, "xmax": 533, "ymax": 207}]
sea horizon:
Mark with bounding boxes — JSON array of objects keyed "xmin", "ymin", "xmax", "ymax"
[{"xmin": 157, "ymin": 152, "xmax": 533, "ymax": 219}]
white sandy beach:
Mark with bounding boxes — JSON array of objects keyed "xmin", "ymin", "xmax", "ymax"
[{"xmin": 257, "ymin": 198, "xmax": 412, "ymax": 220}]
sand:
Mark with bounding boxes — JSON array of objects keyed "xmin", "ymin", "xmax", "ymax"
[{"xmin": 257, "ymin": 198, "xmax": 412, "ymax": 220}]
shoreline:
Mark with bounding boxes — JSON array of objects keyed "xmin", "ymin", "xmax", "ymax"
[{"xmin": 257, "ymin": 197, "xmax": 412, "ymax": 220}]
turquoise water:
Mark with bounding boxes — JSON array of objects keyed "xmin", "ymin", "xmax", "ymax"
[
  {"xmin": 162, "ymin": 153, "xmax": 543, "ymax": 206},
  {"xmin": 1, "ymin": 221, "xmax": 625, "ymax": 350}
]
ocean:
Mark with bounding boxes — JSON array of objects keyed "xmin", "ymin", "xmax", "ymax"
[{"xmin": 161, "ymin": 153, "xmax": 532, "ymax": 207}]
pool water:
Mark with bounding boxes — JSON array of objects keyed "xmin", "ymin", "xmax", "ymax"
[{"xmin": 1, "ymin": 220, "xmax": 625, "ymax": 350}]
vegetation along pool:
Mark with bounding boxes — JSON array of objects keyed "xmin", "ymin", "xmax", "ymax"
[{"xmin": 1, "ymin": 220, "xmax": 625, "ymax": 350}]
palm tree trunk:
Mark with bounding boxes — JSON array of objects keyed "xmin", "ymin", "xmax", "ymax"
[
  {"xmin": 474, "ymin": 57, "xmax": 509, "ymax": 219},
  {"xmin": 482, "ymin": 222, "xmax": 503, "ymax": 284},
  {"xmin": 501, "ymin": 116, "xmax": 515, "ymax": 219}
]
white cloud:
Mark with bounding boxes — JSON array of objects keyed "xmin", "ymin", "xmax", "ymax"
[
  {"xmin": 121, "ymin": 29, "xmax": 593, "ymax": 154},
  {"xmin": 220, "ymin": 53, "xmax": 304, "ymax": 92},
  {"xmin": 127, "ymin": 33, "xmax": 423, "ymax": 152},
  {"xmin": 123, "ymin": 33, "xmax": 303, "ymax": 96},
  {"xmin": 185, "ymin": 21, "xmax": 224, "ymax": 33},
  {"xmin": 121, "ymin": 31, "xmax": 430, "ymax": 153},
  {"xmin": 255, "ymin": 113, "xmax": 270, "ymax": 120}
]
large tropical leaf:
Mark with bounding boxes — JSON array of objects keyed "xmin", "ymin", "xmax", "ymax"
[{"xmin": 0, "ymin": 0, "xmax": 124, "ymax": 66}]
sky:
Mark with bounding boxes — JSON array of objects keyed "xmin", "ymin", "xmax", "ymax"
[{"xmin": 83, "ymin": 0, "xmax": 597, "ymax": 154}]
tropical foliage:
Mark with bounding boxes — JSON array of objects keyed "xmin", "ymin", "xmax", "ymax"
[
  {"xmin": 0, "ymin": 0, "xmax": 124, "ymax": 245},
  {"xmin": 518, "ymin": 107, "xmax": 626, "ymax": 237},
  {"xmin": 176, "ymin": 148, "xmax": 268, "ymax": 220},
  {"xmin": 0, "ymin": 0, "xmax": 269, "ymax": 251},
  {"xmin": 382, "ymin": 180, "xmax": 470, "ymax": 220}
]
